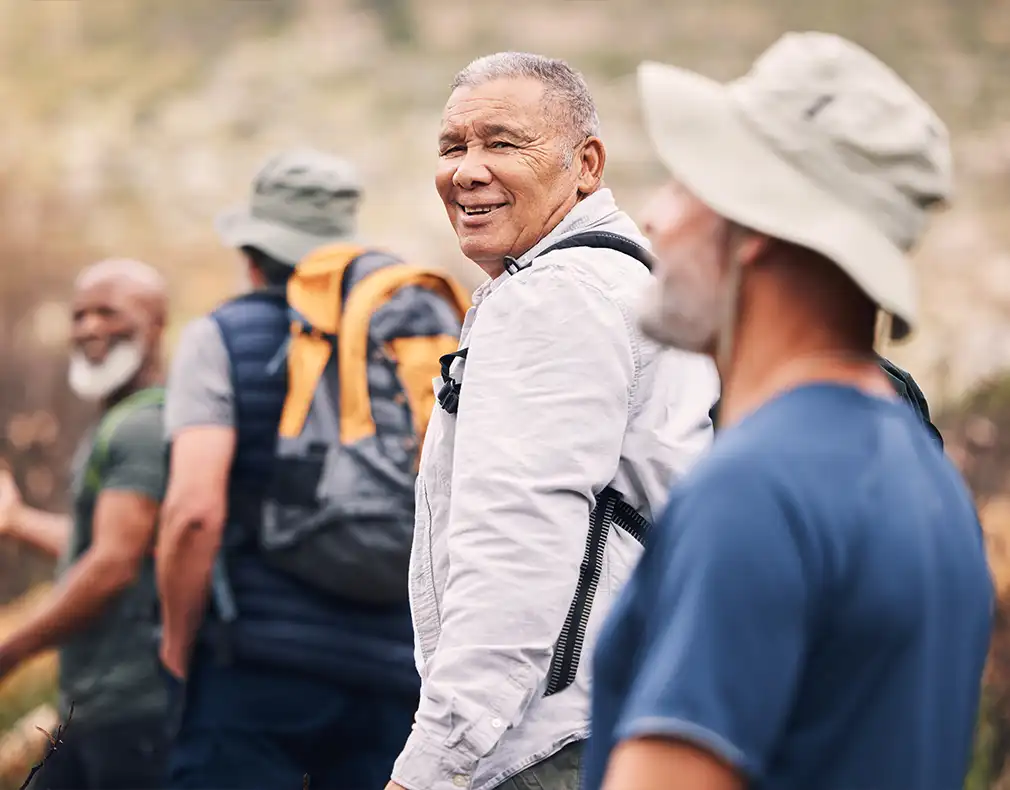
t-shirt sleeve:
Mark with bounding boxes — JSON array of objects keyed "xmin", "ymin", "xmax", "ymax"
[
  {"xmin": 614, "ymin": 464, "xmax": 815, "ymax": 779},
  {"xmin": 101, "ymin": 407, "xmax": 169, "ymax": 502},
  {"xmin": 164, "ymin": 315, "xmax": 235, "ymax": 438}
]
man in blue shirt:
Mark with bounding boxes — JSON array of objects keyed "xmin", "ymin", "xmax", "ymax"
[{"xmin": 586, "ymin": 32, "xmax": 994, "ymax": 790}]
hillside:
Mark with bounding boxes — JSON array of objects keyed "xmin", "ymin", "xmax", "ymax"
[{"xmin": 0, "ymin": 0, "xmax": 1008, "ymax": 405}]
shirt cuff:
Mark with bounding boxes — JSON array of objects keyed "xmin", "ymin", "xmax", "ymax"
[{"xmin": 391, "ymin": 728, "xmax": 481, "ymax": 790}]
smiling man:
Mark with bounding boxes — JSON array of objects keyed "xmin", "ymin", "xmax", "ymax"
[
  {"xmin": 0, "ymin": 258, "xmax": 170, "ymax": 790},
  {"xmin": 386, "ymin": 52, "xmax": 718, "ymax": 790}
]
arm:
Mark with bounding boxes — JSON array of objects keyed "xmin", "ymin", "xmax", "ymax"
[
  {"xmin": 0, "ymin": 413, "xmax": 165, "ymax": 678},
  {"xmin": 600, "ymin": 467, "xmax": 814, "ymax": 790},
  {"xmin": 392, "ymin": 268, "xmax": 634, "ymax": 789},
  {"xmin": 155, "ymin": 317, "xmax": 236, "ymax": 679},
  {"xmin": 157, "ymin": 427, "xmax": 233, "ymax": 678},
  {"xmin": 0, "ymin": 470, "xmax": 71, "ymax": 558}
]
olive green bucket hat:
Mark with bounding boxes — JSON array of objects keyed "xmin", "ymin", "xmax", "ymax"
[
  {"xmin": 637, "ymin": 32, "xmax": 953, "ymax": 340},
  {"xmin": 215, "ymin": 148, "xmax": 363, "ymax": 267}
]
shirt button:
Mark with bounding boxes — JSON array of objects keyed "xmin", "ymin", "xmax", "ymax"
[
  {"xmin": 452, "ymin": 775, "xmax": 468, "ymax": 788},
  {"xmin": 490, "ymin": 717, "xmax": 502, "ymax": 729}
]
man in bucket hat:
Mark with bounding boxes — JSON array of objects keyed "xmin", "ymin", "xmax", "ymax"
[
  {"xmin": 584, "ymin": 33, "xmax": 993, "ymax": 790},
  {"xmin": 157, "ymin": 148, "xmax": 461, "ymax": 789}
]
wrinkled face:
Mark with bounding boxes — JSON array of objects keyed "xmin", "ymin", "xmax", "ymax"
[
  {"xmin": 69, "ymin": 279, "xmax": 155, "ymax": 401},
  {"xmin": 638, "ymin": 181, "xmax": 739, "ymax": 354},
  {"xmin": 435, "ymin": 77, "xmax": 598, "ymax": 276}
]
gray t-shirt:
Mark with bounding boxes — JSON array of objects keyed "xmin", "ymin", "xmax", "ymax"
[
  {"xmin": 164, "ymin": 316, "xmax": 235, "ymax": 436},
  {"xmin": 59, "ymin": 397, "xmax": 169, "ymax": 725}
]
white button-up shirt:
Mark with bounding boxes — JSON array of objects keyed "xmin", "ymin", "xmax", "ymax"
[{"xmin": 391, "ymin": 189, "xmax": 719, "ymax": 790}]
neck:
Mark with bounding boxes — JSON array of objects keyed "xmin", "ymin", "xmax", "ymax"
[
  {"xmin": 715, "ymin": 314, "xmax": 892, "ymax": 430},
  {"xmin": 100, "ymin": 360, "xmax": 164, "ymax": 412}
]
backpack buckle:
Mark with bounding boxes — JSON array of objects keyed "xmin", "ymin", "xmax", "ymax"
[
  {"xmin": 437, "ymin": 378, "xmax": 461, "ymax": 414},
  {"xmin": 437, "ymin": 348, "xmax": 468, "ymax": 414}
]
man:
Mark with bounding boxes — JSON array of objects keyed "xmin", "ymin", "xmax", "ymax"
[
  {"xmin": 387, "ymin": 53, "xmax": 718, "ymax": 790},
  {"xmin": 586, "ymin": 32, "xmax": 993, "ymax": 790},
  {"xmin": 0, "ymin": 258, "xmax": 170, "ymax": 790},
  {"xmin": 157, "ymin": 148, "xmax": 465, "ymax": 789}
]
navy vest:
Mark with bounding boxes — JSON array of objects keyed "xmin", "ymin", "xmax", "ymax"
[{"xmin": 206, "ymin": 291, "xmax": 419, "ymax": 697}]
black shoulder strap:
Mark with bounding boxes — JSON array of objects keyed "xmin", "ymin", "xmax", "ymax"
[{"xmin": 503, "ymin": 230, "xmax": 653, "ymax": 275}]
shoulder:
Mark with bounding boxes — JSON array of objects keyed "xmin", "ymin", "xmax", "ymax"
[
  {"xmin": 104, "ymin": 400, "xmax": 167, "ymax": 458},
  {"xmin": 485, "ymin": 261, "xmax": 628, "ymax": 332},
  {"xmin": 661, "ymin": 440, "xmax": 807, "ymax": 553},
  {"xmin": 176, "ymin": 313, "xmax": 226, "ymax": 352}
]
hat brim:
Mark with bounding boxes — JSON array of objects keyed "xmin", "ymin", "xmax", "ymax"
[
  {"xmin": 637, "ymin": 61, "xmax": 916, "ymax": 340},
  {"xmin": 214, "ymin": 207, "xmax": 354, "ymax": 268}
]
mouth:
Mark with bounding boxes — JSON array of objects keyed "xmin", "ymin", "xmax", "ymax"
[{"xmin": 458, "ymin": 202, "xmax": 507, "ymax": 218}]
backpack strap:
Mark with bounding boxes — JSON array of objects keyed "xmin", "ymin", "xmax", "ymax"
[
  {"xmin": 337, "ymin": 264, "xmax": 470, "ymax": 445},
  {"xmin": 277, "ymin": 243, "xmax": 367, "ymax": 439},
  {"xmin": 503, "ymin": 230, "xmax": 654, "ymax": 276},
  {"xmin": 544, "ymin": 486, "xmax": 650, "ymax": 696},
  {"xmin": 82, "ymin": 387, "xmax": 166, "ymax": 498}
]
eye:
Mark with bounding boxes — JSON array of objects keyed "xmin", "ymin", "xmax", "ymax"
[
  {"xmin": 490, "ymin": 141, "xmax": 515, "ymax": 150},
  {"xmin": 439, "ymin": 145, "xmax": 464, "ymax": 157}
]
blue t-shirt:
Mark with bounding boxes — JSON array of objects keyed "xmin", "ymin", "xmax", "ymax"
[{"xmin": 586, "ymin": 384, "xmax": 993, "ymax": 790}]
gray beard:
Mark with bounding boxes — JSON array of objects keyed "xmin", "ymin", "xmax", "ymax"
[{"xmin": 68, "ymin": 340, "xmax": 144, "ymax": 401}]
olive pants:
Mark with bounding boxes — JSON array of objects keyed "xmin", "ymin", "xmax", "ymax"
[{"xmin": 497, "ymin": 740, "xmax": 583, "ymax": 790}]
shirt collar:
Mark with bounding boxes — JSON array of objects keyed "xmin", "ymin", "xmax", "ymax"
[{"xmin": 469, "ymin": 188, "xmax": 620, "ymax": 307}]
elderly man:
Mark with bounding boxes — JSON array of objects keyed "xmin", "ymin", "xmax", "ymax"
[
  {"xmin": 0, "ymin": 259, "xmax": 170, "ymax": 790},
  {"xmin": 586, "ymin": 33, "xmax": 993, "ymax": 790},
  {"xmin": 158, "ymin": 148, "xmax": 464, "ymax": 790},
  {"xmin": 387, "ymin": 53, "xmax": 718, "ymax": 790}
]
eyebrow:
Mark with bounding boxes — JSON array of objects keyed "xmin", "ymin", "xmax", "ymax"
[
  {"xmin": 476, "ymin": 121, "xmax": 534, "ymax": 141},
  {"xmin": 437, "ymin": 121, "xmax": 535, "ymax": 149}
]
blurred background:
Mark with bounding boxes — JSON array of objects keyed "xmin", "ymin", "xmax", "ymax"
[{"xmin": 0, "ymin": 0, "xmax": 1007, "ymax": 786}]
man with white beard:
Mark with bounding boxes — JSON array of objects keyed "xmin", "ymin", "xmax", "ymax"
[{"xmin": 0, "ymin": 258, "xmax": 171, "ymax": 790}]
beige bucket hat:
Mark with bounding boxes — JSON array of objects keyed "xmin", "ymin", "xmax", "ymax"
[{"xmin": 637, "ymin": 32, "xmax": 953, "ymax": 340}]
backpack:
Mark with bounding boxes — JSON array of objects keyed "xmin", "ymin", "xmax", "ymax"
[
  {"xmin": 436, "ymin": 230, "xmax": 656, "ymax": 696},
  {"xmin": 258, "ymin": 243, "xmax": 471, "ymax": 604},
  {"xmin": 708, "ymin": 357, "xmax": 944, "ymax": 448}
]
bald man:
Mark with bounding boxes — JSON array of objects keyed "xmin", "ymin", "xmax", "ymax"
[{"xmin": 0, "ymin": 258, "xmax": 171, "ymax": 790}]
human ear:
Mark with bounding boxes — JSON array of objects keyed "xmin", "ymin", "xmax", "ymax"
[{"xmin": 577, "ymin": 137, "xmax": 606, "ymax": 194}]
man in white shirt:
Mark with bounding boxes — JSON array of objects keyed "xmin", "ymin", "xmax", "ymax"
[{"xmin": 386, "ymin": 52, "xmax": 719, "ymax": 790}]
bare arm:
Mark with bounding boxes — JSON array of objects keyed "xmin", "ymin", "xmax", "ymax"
[
  {"xmin": 0, "ymin": 489, "xmax": 159, "ymax": 677},
  {"xmin": 602, "ymin": 740, "xmax": 744, "ymax": 790},
  {"xmin": 156, "ymin": 426, "xmax": 233, "ymax": 679},
  {"xmin": 7, "ymin": 507, "xmax": 71, "ymax": 559},
  {"xmin": 0, "ymin": 470, "xmax": 70, "ymax": 558}
]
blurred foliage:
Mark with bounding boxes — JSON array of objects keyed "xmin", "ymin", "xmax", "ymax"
[{"xmin": 0, "ymin": 180, "xmax": 94, "ymax": 602}]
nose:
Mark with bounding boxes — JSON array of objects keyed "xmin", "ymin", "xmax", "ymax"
[
  {"xmin": 452, "ymin": 148, "xmax": 492, "ymax": 190},
  {"xmin": 75, "ymin": 311, "xmax": 105, "ymax": 342}
]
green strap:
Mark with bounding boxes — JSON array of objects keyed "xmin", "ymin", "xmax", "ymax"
[{"xmin": 82, "ymin": 387, "xmax": 165, "ymax": 497}]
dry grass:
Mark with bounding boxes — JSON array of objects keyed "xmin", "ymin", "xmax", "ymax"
[{"xmin": 0, "ymin": 587, "xmax": 58, "ymax": 790}]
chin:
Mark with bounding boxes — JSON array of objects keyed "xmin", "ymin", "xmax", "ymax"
[{"xmin": 458, "ymin": 239, "xmax": 502, "ymax": 267}]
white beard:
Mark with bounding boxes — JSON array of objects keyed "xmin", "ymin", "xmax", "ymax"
[{"xmin": 68, "ymin": 340, "xmax": 145, "ymax": 401}]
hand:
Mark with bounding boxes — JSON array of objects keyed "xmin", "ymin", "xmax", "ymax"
[
  {"xmin": 0, "ymin": 469, "xmax": 22, "ymax": 537},
  {"xmin": 159, "ymin": 643, "xmax": 188, "ymax": 682},
  {"xmin": 384, "ymin": 782, "xmax": 408, "ymax": 790}
]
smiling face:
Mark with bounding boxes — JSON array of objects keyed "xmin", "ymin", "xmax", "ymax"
[
  {"xmin": 435, "ymin": 76, "xmax": 605, "ymax": 277},
  {"xmin": 67, "ymin": 263, "xmax": 166, "ymax": 402}
]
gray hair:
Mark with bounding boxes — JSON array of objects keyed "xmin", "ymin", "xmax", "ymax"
[{"xmin": 451, "ymin": 52, "xmax": 601, "ymax": 154}]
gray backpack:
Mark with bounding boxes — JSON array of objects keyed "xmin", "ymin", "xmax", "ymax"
[{"xmin": 255, "ymin": 245, "xmax": 470, "ymax": 604}]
